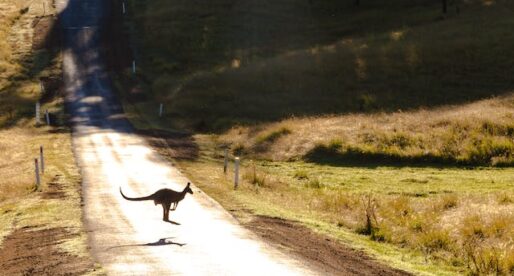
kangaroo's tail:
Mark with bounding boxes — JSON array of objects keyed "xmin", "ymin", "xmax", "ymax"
[{"xmin": 120, "ymin": 187, "xmax": 154, "ymax": 201}]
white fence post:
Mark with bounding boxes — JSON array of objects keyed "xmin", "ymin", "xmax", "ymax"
[
  {"xmin": 40, "ymin": 146, "xmax": 45, "ymax": 175},
  {"xmin": 159, "ymin": 103, "xmax": 163, "ymax": 117},
  {"xmin": 122, "ymin": 2, "xmax": 126, "ymax": 14},
  {"xmin": 35, "ymin": 158, "xmax": 41, "ymax": 190},
  {"xmin": 132, "ymin": 60, "xmax": 136, "ymax": 74},
  {"xmin": 45, "ymin": 109, "xmax": 50, "ymax": 125},
  {"xmin": 234, "ymin": 157, "xmax": 240, "ymax": 189},
  {"xmin": 35, "ymin": 102, "xmax": 41, "ymax": 124}
]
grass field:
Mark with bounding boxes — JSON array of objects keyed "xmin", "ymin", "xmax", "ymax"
[
  {"xmin": 0, "ymin": 0, "xmax": 97, "ymax": 273},
  {"xmin": 116, "ymin": 0, "xmax": 514, "ymax": 274},
  {"xmin": 173, "ymin": 136, "xmax": 514, "ymax": 275}
]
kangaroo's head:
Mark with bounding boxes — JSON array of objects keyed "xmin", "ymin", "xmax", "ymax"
[{"xmin": 184, "ymin": 182, "xmax": 194, "ymax": 194}]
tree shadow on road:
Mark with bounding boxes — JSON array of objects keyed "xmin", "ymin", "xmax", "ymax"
[{"xmin": 107, "ymin": 237, "xmax": 186, "ymax": 251}]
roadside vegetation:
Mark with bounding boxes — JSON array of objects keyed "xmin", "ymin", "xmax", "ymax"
[
  {"xmin": 148, "ymin": 134, "xmax": 514, "ymax": 275},
  {"xmin": 0, "ymin": 0, "xmax": 97, "ymax": 274},
  {"xmin": 115, "ymin": 0, "xmax": 514, "ymax": 274}
]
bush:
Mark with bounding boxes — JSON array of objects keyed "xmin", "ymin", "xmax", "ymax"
[
  {"xmin": 465, "ymin": 136, "xmax": 514, "ymax": 165},
  {"xmin": 418, "ymin": 228, "xmax": 453, "ymax": 255},
  {"xmin": 244, "ymin": 162, "xmax": 267, "ymax": 187},
  {"xmin": 439, "ymin": 194, "xmax": 458, "ymax": 210},
  {"xmin": 497, "ymin": 193, "xmax": 513, "ymax": 205},
  {"xmin": 293, "ymin": 170, "xmax": 309, "ymax": 180},
  {"xmin": 306, "ymin": 178, "xmax": 323, "ymax": 189},
  {"xmin": 255, "ymin": 127, "xmax": 292, "ymax": 144}
]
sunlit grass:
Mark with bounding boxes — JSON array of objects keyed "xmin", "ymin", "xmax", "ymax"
[
  {"xmin": 168, "ymin": 134, "xmax": 514, "ymax": 275},
  {"xmin": 219, "ymin": 95, "xmax": 514, "ymax": 166},
  {"xmin": 117, "ymin": 0, "xmax": 514, "ymax": 274},
  {"xmin": 0, "ymin": 1, "xmax": 97, "ymax": 272}
]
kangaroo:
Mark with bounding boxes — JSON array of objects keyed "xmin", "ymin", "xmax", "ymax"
[{"xmin": 120, "ymin": 182, "xmax": 193, "ymax": 222}]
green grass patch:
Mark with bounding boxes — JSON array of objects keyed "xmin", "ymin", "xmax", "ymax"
[{"xmin": 169, "ymin": 134, "xmax": 514, "ymax": 275}]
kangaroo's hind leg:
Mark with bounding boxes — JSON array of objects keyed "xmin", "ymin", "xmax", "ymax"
[
  {"xmin": 161, "ymin": 204, "xmax": 167, "ymax": 221},
  {"xmin": 164, "ymin": 202, "xmax": 172, "ymax": 221}
]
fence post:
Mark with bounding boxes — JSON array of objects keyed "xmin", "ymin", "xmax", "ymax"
[
  {"xmin": 122, "ymin": 2, "xmax": 126, "ymax": 14},
  {"xmin": 223, "ymin": 148, "xmax": 228, "ymax": 174},
  {"xmin": 45, "ymin": 109, "xmax": 50, "ymax": 125},
  {"xmin": 35, "ymin": 101, "xmax": 41, "ymax": 124},
  {"xmin": 234, "ymin": 157, "xmax": 240, "ymax": 189},
  {"xmin": 35, "ymin": 158, "xmax": 41, "ymax": 190},
  {"xmin": 40, "ymin": 146, "xmax": 45, "ymax": 174},
  {"xmin": 132, "ymin": 60, "xmax": 136, "ymax": 74},
  {"xmin": 159, "ymin": 103, "xmax": 163, "ymax": 117}
]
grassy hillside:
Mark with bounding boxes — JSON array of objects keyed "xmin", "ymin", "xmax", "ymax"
[
  {"xmin": 0, "ymin": 1, "xmax": 97, "ymax": 273},
  {"xmin": 115, "ymin": 0, "xmax": 514, "ymax": 274},
  {"xmin": 121, "ymin": 0, "xmax": 513, "ymax": 128},
  {"xmin": 219, "ymin": 95, "xmax": 514, "ymax": 166},
  {"xmin": 119, "ymin": 0, "xmax": 514, "ymax": 166}
]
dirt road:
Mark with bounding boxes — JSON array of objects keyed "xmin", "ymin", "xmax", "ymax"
[{"xmin": 58, "ymin": 0, "xmax": 317, "ymax": 274}]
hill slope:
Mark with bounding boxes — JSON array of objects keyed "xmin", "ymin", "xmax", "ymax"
[{"xmin": 117, "ymin": 0, "xmax": 514, "ymax": 165}]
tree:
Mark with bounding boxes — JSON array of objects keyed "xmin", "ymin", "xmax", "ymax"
[{"xmin": 442, "ymin": 0, "xmax": 447, "ymax": 13}]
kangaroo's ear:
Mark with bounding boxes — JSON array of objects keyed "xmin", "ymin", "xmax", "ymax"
[{"xmin": 186, "ymin": 182, "xmax": 190, "ymax": 187}]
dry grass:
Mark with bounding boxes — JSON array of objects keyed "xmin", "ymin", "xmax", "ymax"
[
  {"xmin": 118, "ymin": 0, "xmax": 514, "ymax": 273},
  {"xmin": 176, "ymin": 150, "xmax": 514, "ymax": 274},
  {"xmin": 0, "ymin": 128, "xmax": 37, "ymax": 201},
  {"xmin": 220, "ymin": 95, "xmax": 514, "ymax": 165},
  {"xmin": 0, "ymin": 1, "xmax": 97, "ymax": 272}
]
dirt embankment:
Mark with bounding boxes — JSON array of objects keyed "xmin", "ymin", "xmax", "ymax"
[{"xmin": 0, "ymin": 226, "xmax": 92, "ymax": 275}]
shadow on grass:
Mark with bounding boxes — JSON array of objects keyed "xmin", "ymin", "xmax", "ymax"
[
  {"xmin": 111, "ymin": 0, "xmax": 514, "ymax": 133},
  {"xmin": 303, "ymin": 144, "xmax": 473, "ymax": 168}
]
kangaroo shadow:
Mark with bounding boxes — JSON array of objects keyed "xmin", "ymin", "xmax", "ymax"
[
  {"xmin": 107, "ymin": 237, "xmax": 186, "ymax": 251},
  {"xmin": 164, "ymin": 219, "xmax": 181, "ymax": 225}
]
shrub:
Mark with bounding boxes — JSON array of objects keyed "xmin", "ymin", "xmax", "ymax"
[
  {"xmin": 439, "ymin": 194, "xmax": 458, "ymax": 210},
  {"xmin": 244, "ymin": 162, "xmax": 267, "ymax": 187},
  {"xmin": 327, "ymin": 139, "xmax": 343, "ymax": 150},
  {"xmin": 19, "ymin": 7, "xmax": 29, "ymax": 15},
  {"xmin": 388, "ymin": 196, "xmax": 412, "ymax": 217},
  {"xmin": 497, "ymin": 193, "xmax": 513, "ymax": 205},
  {"xmin": 502, "ymin": 249, "xmax": 514, "ymax": 275},
  {"xmin": 418, "ymin": 228, "xmax": 453, "ymax": 255},
  {"xmin": 293, "ymin": 170, "xmax": 309, "ymax": 180},
  {"xmin": 385, "ymin": 133, "xmax": 413, "ymax": 149},
  {"xmin": 356, "ymin": 194, "xmax": 382, "ymax": 240},
  {"xmin": 460, "ymin": 215, "xmax": 486, "ymax": 240},
  {"xmin": 465, "ymin": 136, "xmax": 514, "ymax": 165},
  {"xmin": 255, "ymin": 127, "xmax": 291, "ymax": 145},
  {"xmin": 463, "ymin": 241, "xmax": 502, "ymax": 275},
  {"xmin": 306, "ymin": 178, "xmax": 323, "ymax": 189},
  {"xmin": 232, "ymin": 143, "xmax": 245, "ymax": 156},
  {"xmin": 481, "ymin": 121, "xmax": 514, "ymax": 137}
]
